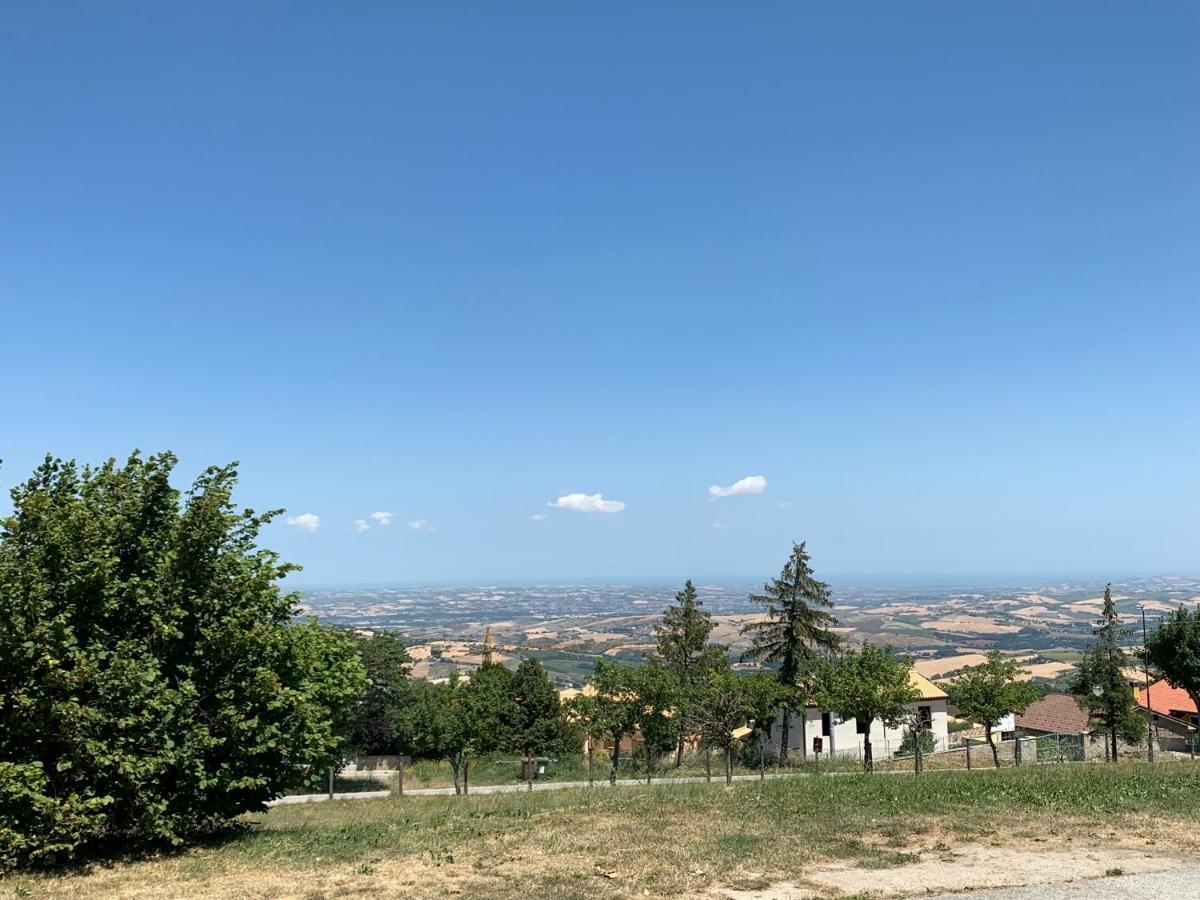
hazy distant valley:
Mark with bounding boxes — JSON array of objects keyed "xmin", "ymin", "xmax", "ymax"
[{"xmin": 298, "ymin": 575, "xmax": 1200, "ymax": 690}]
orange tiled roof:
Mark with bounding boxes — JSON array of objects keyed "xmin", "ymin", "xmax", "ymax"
[
  {"xmin": 1137, "ymin": 679, "xmax": 1198, "ymax": 717},
  {"xmin": 1014, "ymin": 693, "xmax": 1091, "ymax": 735}
]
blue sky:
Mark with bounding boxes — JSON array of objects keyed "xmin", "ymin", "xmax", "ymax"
[{"xmin": 2, "ymin": 2, "xmax": 1198, "ymax": 584}]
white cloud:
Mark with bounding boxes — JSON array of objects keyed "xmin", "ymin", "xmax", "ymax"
[
  {"xmin": 531, "ymin": 513, "xmax": 548, "ymax": 521},
  {"xmin": 408, "ymin": 519, "xmax": 434, "ymax": 531},
  {"xmin": 352, "ymin": 519, "xmax": 370, "ymax": 533},
  {"xmin": 369, "ymin": 511, "xmax": 394, "ymax": 526},
  {"xmin": 708, "ymin": 475, "xmax": 767, "ymax": 498},
  {"xmin": 549, "ymin": 492, "xmax": 626, "ymax": 513},
  {"xmin": 712, "ymin": 522, "xmax": 723, "ymax": 529},
  {"xmin": 286, "ymin": 513, "xmax": 321, "ymax": 533}
]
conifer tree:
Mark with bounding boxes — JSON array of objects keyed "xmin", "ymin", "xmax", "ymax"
[
  {"xmin": 511, "ymin": 658, "xmax": 562, "ymax": 784},
  {"xmin": 652, "ymin": 580, "xmax": 726, "ymax": 766},
  {"xmin": 741, "ymin": 542, "xmax": 841, "ymax": 761},
  {"xmin": 1070, "ymin": 584, "xmax": 1144, "ymax": 761}
]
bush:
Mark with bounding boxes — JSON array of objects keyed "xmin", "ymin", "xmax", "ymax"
[{"xmin": 0, "ymin": 453, "xmax": 367, "ymax": 869}]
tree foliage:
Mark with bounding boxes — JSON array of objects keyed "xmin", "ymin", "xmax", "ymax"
[
  {"xmin": 652, "ymin": 580, "xmax": 726, "ymax": 765},
  {"xmin": 344, "ymin": 632, "xmax": 412, "ymax": 756},
  {"xmin": 0, "ymin": 453, "xmax": 366, "ymax": 869},
  {"xmin": 511, "ymin": 657, "xmax": 563, "ymax": 758},
  {"xmin": 1069, "ymin": 584, "xmax": 1145, "ymax": 759},
  {"xmin": 817, "ymin": 642, "xmax": 919, "ymax": 771},
  {"xmin": 1146, "ymin": 605, "xmax": 1200, "ymax": 715},
  {"xmin": 741, "ymin": 543, "xmax": 841, "ymax": 759},
  {"xmin": 948, "ymin": 651, "xmax": 1040, "ymax": 768}
]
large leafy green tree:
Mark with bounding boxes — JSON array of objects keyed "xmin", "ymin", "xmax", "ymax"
[
  {"xmin": 1069, "ymin": 584, "xmax": 1145, "ymax": 761},
  {"xmin": 652, "ymin": 580, "xmax": 726, "ymax": 766},
  {"xmin": 344, "ymin": 632, "xmax": 413, "ymax": 756},
  {"xmin": 0, "ymin": 453, "xmax": 366, "ymax": 870},
  {"xmin": 511, "ymin": 658, "xmax": 563, "ymax": 774},
  {"xmin": 741, "ymin": 672, "xmax": 790, "ymax": 778},
  {"xmin": 628, "ymin": 661, "xmax": 680, "ymax": 783},
  {"xmin": 1145, "ymin": 605, "xmax": 1200, "ymax": 715},
  {"xmin": 817, "ymin": 643, "xmax": 919, "ymax": 772},
  {"xmin": 948, "ymin": 652, "xmax": 1040, "ymax": 768},
  {"xmin": 741, "ymin": 542, "xmax": 841, "ymax": 761},
  {"xmin": 402, "ymin": 676, "xmax": 472, "ymax": 794},
  {"xmin": 589, "ymin": 659, "xmax": 642, "ymax": 784}
]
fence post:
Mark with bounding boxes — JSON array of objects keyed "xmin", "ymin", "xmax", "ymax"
[
  {"xmin": 965, "ymin": 742, "xmax": 971, "ymax": 771},
  {"xmin": 328, "ymin": 767, "xmax": 334, "ymax": 799},
  {"xmin": 397, "ymin": 757, "xmax": 404, "ymax": 797}
]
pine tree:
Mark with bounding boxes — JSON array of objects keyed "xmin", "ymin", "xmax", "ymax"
[
  {"xmin": 741, "ymin": 542, "xmax": 841, "ymax": 761},
  {"xmin": 1070, "ymin": 584, "xmax": 1144, "ymax": 761},
  {"xmin": 652, "ymin": 580, "xmax": 726, "ymax": 766}
]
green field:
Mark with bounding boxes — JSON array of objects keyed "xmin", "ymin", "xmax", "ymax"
[{"xmin": 6, "ymin": 762, "xmax": 1200, "ymax": 899}]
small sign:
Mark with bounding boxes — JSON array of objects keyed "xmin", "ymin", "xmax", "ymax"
[{"xmin": 812, "ymin": 736, "xmax": 823, "ymax": 753}]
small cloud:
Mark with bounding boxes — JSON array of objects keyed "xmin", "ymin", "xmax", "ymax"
[
  {"xmin": 549, "ymin": 492, "xmax": 626, "ymax": 513},
  {"xmin": 408, "ymin": 519, "xmax": 434, "ymax": 531},
  {"xmin": 352, "ymin": 519, "xmax": 370, "ymax": 533},
  {"xmin": 708, "ymin": 475, "xmax": 767, "ymax": 498},
  {"xmin": 778, "ymin": 500, "xmax": 794, "ymax": 509},
  {"xmin": 370, "ymin": 511, "xmax": 394, "ymax": 526},
  {"xmin": 531, "ymin": 513, "xmax": 548, "ymax": 521},
  {"xmin": 712, "ymin": 522, "xmax": 723, "ymax": 529},
  {"xmin": 286, "ymin": 513, "xmax": 321, "ymax": 533}
]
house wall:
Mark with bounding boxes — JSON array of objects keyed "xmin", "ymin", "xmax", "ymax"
[{"xmin": 776, "ymin": 699, "xmax": 949, "ymax": 759}]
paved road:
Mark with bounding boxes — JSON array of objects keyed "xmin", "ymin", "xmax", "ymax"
[
  {"xmin": 269, "ymin": 771, "xmax": 807, "ymax": 805},
  {"xmin": 925, "ymin": 869, "xmax": 1200, "ymax": 899}
]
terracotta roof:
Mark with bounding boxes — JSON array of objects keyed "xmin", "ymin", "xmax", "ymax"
[
  {"xmin": 1137, "ymin": 679, "xmax": 1198, "ymax": 717},
  {"xmin": 1014, "ymin": 693, "xmax": 1091, "ymax": 735}
]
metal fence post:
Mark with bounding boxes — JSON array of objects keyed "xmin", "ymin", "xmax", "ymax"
[
  {"xmin": 398, "ymin": 757, "xmax": 405, "ymax": 798},
  {"xmin": 328, "ymin": 767, "xmax": 334, "ymax": 799}
]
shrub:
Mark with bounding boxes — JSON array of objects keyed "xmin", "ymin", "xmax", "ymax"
[{"xmin": 0, "ymin": 453, "xmax": 367, "ymax": 869}]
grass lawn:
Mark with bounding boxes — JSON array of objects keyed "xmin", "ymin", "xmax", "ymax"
[{"xmin": 4, "ymin": 762, "xmax": 1200, "ymax": 899}]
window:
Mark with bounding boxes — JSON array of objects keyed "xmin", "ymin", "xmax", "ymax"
[
  {"xmin": 821, "ymin": 712, "xmax": 832, "ymax": 736},
  {"xmin": 918, "ymin": 706, "xmax": 932, "ymax": 729}
]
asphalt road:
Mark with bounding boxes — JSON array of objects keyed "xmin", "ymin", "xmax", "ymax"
[{"xmin": 925, "ymin": 869, "xmax": 1200, "ymax": 899}]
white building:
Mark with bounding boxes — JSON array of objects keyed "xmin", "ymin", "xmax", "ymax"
[{"xmin": 774, "ymin": 671, "xmax": 950, "ymax": 760}]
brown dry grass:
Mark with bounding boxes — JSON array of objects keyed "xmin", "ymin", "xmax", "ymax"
[{"xmin": 5, "ymin": 764, "xmax": 1200, "ymax": 900}]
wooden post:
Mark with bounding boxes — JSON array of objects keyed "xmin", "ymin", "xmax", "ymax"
[
  {"xmin": 965, "ymin": 742, "xmax": 972, "ymax": 771},
  {"xmin": 397, "ymin": 757, "xmax": 404, "ymax": 797},
  {"xmin": 705, "ymin": 746, "xmax": 712, "ymax": 782},
  {"xmin": 328, "ymin": 767, "xmax": 334, "ymax": 799}
]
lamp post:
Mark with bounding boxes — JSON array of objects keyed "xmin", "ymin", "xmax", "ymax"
[{"xmin": 1138, "ymin": 604, "xmax": 1154, "ymax": 763}]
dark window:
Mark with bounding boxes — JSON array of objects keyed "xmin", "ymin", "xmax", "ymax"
[
  {"xmin": 918, "ymin": 706, "xmax": 932, "ymax": 728},
  {"xmin": 821, "ymin": 712, "xmax": 832, "ymax": 736}
]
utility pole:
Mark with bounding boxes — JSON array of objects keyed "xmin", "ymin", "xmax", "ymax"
[{"xmin": 1140, "ymin": 605, "xmax": 1154, "ymax": 762}]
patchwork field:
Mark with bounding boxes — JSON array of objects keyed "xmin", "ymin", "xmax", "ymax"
[{"xmin": 7, "ymin": 763, "xmax": 1200, "ymax": 899}]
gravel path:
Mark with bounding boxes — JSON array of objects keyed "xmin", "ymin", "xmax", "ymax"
[{"xmin": 924, "ymin": 868, "xmax": 1200, "ymax": 899}]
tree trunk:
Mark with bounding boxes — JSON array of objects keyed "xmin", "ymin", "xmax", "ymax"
[
  {"xmin": 778, "ymin": 706, "xmax": 791, "ymax": 763},
  {"xmin": 587, "ymin": 743, "xmax": 595, "ymax": 787},
  {"xmin": 609, "ymin": 735, "xmax": 620, "ymax": 785},
  {"xmin": 526, "ymin": 746, "xmax": 534, "ymax": 791},
  {"xmin": 1110, "ymin": 725, "xmax": 1118, "ymax": 763},
  {"xmin": 986, "ymin": 727, "xmax": 999, "ymax": 768},
  {"xmin": 675, "ymin": 733, "xmax": 685, "ymax": 768},
  {"xmin": 646, "ymin": 745, "xmax": 653, "ymax": 785},
  {"xmin": 914, "ymin": 730, "xmax": 924, "ymax": 776},
  {"xmin": 463, "ymin": 754, "xmax": 470, "ymax": 795},
  {"xmin": 705, "ymin": 746, "xmax": 712, "ymax": 782},
  {"xmin": 759, "ymin": 734, "xmax": 766, "ymax": 779},
  {"xmin": 725, "ymin": 745, "xmax": 733, "ymax": 784},
  {"xmin": 451, "ymin": 757, "xmax": 462, "ymax": 795},
  {"xmin": 863, "ymin": 735, "xmax": 874, "ymax": 773}
]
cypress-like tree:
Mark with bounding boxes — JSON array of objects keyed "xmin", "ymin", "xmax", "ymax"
[
  {"xmin": 741, "ymin": 542, "xmax": 841, "ymax": 761},
  {"xmin": 1070, "ymin": 584, "xmax": 1144, "ymax": 761},
  {"xmin": 652, "ymin": 580, "xmax": 726, "ymax": 766}
]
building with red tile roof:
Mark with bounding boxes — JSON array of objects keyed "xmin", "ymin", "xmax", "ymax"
[{"xmin": 1137, "ymin": 679, "xmax": 1198, "ymax": 727}]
